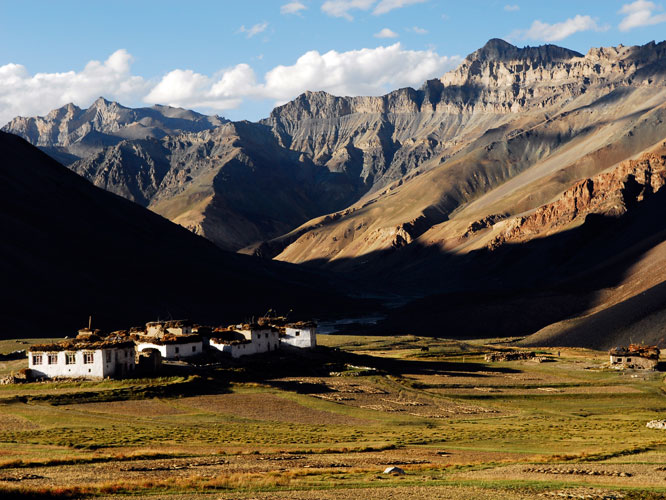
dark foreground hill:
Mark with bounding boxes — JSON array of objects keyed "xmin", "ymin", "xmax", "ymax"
[{"xmin": 0, "ymin": 132, "xmax": 359, "ymax": 337}]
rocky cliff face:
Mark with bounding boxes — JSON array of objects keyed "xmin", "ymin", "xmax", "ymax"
[
  {"xmin": 6, "ymin": 39, "xmax": 666, "ymax": 264},
  {"xmin": 485, "ymin": 146, "xmax": 666, "ymax": 249},
  {"xmin": 71, "ymin": 121, "xmax": 360, "ymax": 250},
  {"xmin": 2, "ymin": 97, "xmax": 226, "ymax": 164},
  {"xmin": 267, "ymin": 39, "xmax": 666, "ymax": 265}
]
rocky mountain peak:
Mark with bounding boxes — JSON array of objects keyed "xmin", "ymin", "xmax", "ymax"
[
  {"xmin": 90, "ymin": 96, "xmax": 119, "ymax": 110},
  {"xmin": 468, "ymin": 38, "xmax": 583, "ymax": 64}
]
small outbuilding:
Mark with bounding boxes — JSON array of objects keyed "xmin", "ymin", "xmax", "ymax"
[
  {"xmin": 282, "ymin": 321, "xmax": 317, "ymax": 349},
  {"xmin": 609, "ymin": 345, "xmax": 660, "ymax": 370}
]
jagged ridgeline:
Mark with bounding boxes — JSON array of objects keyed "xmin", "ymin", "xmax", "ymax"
[
  {"xmin": 5, "ymin": 39, "xmax": 666, "ymax": 258},
  {"xmin": 4, "ymin": 38, "xmax": 666, "ymax": 346}
]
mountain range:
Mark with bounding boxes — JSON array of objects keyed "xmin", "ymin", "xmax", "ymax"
[{"xmin": 4, "ymin": 38, "xmax": 666, "ymax": 347}]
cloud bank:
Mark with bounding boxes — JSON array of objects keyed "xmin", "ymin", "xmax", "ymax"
[
  {"xmin": 0, "ymin": 50, "xmax": 149, "ymax": 125},
  {"xmin": 618, "ymin": 0, "xmax": 666, "ymax": 31},
  {"xmin": 0, "ymin": 45, "xmax": 460, "ymax": 125},
  {"xmin": 512, "ymin": 14, "xmax": 608, "ymax": 42}
]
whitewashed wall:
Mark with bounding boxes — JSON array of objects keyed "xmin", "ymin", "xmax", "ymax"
[
  {"xmin": 239, "ymin": 328, "xmax": 280, "ymax": 354},
  {"xmin": 137, "ymin": 341, "xmax": 202, "ymax": 359},
  {"xmin": 282, "ymin": 327, "xmax": 317, "ymax": 349},
  {"xmin": 28, "ymin": 347, "xmax": 135, "ymax": 379},
  {"xmin": 209, "ymin": 340, "xmax": 256, "ymax": 358}
]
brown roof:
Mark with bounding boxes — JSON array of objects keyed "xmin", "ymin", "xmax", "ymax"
[
  {"xmin": 210, "ymin": 338, "xmax": 251, "ymax": 346},
  {"xmin": 210, "ymin": 329, "xmax": 244, "ymax": 342},
  {"xmin": 286, "ymin": 321, "xmax": 317, "ymax": 328},
  {"xmin": 30, "ymin": 338, "xmax": 135, "ymax": 352},
  {"xmin": 146, "ymin": 319, "xmax": 193, "ymax": 328},
  {"xmin": 609, "ymin": 344, "xmax": 660, "ymax": 360}
]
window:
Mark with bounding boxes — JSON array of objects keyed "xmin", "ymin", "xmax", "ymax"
[
  {"xmin": 66, "ymin": 353, "xmax": 76, "ymax": 365},
  {"xmin": 106, "ymin": 351, "xmax": 112, "ymax": 363},
  {"xmin": 48, "ymin": 353, "xmax": 58, "ymax": 365},
  {"xmin": 192, "ymin": 345, "xmax": 196, "ymax": 352},
  {"xmin": 295, "ymin": 331, "xmax": 300, "ymax": 336},
  {"xmin": 32, "ymin": 354, "xmax": 42, "ymax": 365},
  {"xmin": 175, "ymin": 347, "xmax": 180, "ymax": 354},
  {"xmin": 83, "ymin": 352, "xmax": 94, "ymax": 364},
  {"xmin": 627, "ymin": 357, "xmax": 631, "ymax": 362}
]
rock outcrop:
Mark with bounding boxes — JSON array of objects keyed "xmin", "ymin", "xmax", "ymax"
[
  {"xmin": 488, "ymin": 146, "xmax": 666, "ymax": 249},
  {"xmin": 2, "ymin": 98, "xmax": 226, "ymax": 163},
  {"xmin": 267, "ymin": 39, "xmax": 666, "ymax": 266}
]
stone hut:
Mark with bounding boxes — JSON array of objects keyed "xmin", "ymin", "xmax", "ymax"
[{"xmin": 609, "ymin": 345, "xmax": 660, "ymax": 370}]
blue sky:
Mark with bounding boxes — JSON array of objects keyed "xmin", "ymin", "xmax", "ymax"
[{"xmin": 0, "ymin": 0, "xmax": 665, "ymax": 124}]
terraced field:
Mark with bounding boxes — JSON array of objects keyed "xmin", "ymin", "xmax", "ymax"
[{"xmin": 0, "ymin": 335, "xmax": 665, "ymax": 499}]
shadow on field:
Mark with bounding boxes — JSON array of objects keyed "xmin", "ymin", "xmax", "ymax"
[
  {"xmin": 216, "ymin": 346, "xmax": 520, "ymax": 395},
  {"xmin": 9, "ymin": 345, "xmax": 521, "ymax": 406}
]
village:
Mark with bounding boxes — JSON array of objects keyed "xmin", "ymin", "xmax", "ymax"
[
  {"xmin": 15, "ymin": 313, "xmax": 662, "ymax": 382},
  {"xmin": 24, "ymin": 317, "xmax": 318, "ymax": 380}
]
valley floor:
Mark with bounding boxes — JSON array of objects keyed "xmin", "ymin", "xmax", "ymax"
[{"xmin": 0, "ymin": 336, "xmax": 665, "ymax": 499}]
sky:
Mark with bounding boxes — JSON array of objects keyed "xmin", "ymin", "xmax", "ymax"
[{"xmin": 0, "ymin": 0, "xmax": 665, "ymax": 125}]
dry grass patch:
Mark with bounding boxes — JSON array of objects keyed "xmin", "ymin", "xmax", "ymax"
[
  {"xmin": 178, "ymin": 393, "xmax": 371, "ymax": 425},
  {"xmin": 60, "ymin": 399, "xmax": 187, "ymax": 417}
]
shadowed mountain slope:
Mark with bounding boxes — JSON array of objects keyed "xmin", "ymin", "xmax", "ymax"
[
  {"xmin": 367, "ymin": 141, "xmax": 666, "ymax": 348},
  {"xmin": 11, "ymin": 40, "xmax": 666, "ymax": 260},
  {"xmin": 0, "ymin": 131, "xmax": 359, "ymax": 338},
  {"xmin": 69, "ymin": 121, "xmax": 361, "ymax": 250}
]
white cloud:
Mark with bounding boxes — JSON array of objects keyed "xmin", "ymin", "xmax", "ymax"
[
  {"xmin": 0, "ymin": 49, "xmax": 148, "ymax": 126},
  {"xmin": 410, "ymin": 26, "xmax": 428, "ymax": 34},
  {"xmin": 321, "ymin": 0, "xmax": 375, "ymax": 20},
  {"xmin": 281, "ymin": 1, "xmax": 307, "ymax": 15},
  {"xmin": 514, "ymin": 15, "xmax": 608, "ymax": 42},
  {"xmin": 618, "ymin": 0, "xmax": 666, "ymax": 30},
  {"xmin": 504, "ymin": 4, "xmax": 519, "ymax": 11},
  {"xmin": 145, "ymin": 43, "xmax": 461, "ymax": 111},
  {"xmin": 321, "ymin": 0, "xmax": 426, "ymax": 19},
  {"xmin": 1, "ymin": 45, "xmax": 461, "ymax": 125},
  {"xmin": 374, "ymin": 28, "xmax": 399, "ymax": 38},
  {"xmin": 373, "ymin": 0, "xmax": 427, "ymax": 15},
  {"xmin": 237, "ymin": 22, "xmax": 269, "ymax": 38}
]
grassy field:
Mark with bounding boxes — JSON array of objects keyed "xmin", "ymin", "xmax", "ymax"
[{"xmin": 0, "ymin": 335, "xmax": 665, "ymax": 499}]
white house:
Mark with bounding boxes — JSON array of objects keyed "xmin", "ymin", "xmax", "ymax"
[
  {"xmin": 238, "ymin": 324, "xmax": 280, "ymax": 353},
  {"xmin": 209, "ymin": 338, "xmax": 255, "ymax": 358},
  {"xmin": 209, "ymin": 324, "xmax": 280, "ymax": 358},
  {"xmin": 28, "ymin": 339, "xmax": 136, "ymax": 379},
  {"xmin": 281, "ymin": 321, "xmax": 317, "ymax": 349},
  {"xmin": 136, "ymin": 334, "xmax": 203, "ymax": 360}
]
